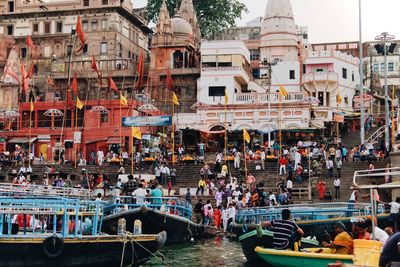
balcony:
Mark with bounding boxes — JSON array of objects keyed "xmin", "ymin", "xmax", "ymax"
[
  {"xmin": 303, "ymin": 72, "xmax": 338, "ymax": 84},
  {"xmin": 201, "ymin": 66, "xmax": 251, "ymax": 84},
  {"xmin": 303, "ymin": 72, "xmax": 338, "ymax": 93},
  {"xmin": 51, "ymin": 58, "xmax": 147, "ymax": 79},
  {"xmin": 234, "ymin": 92, "xmax": 306, "ymax": 104}
]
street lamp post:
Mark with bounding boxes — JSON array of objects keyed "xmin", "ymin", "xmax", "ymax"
[
  {"xmin": 376, "ymin": 32, "xmax": 395, "ymax": 152},
  {"xmin": 359, "ymin": 0, "xmax": 365, "ymax": 144}
]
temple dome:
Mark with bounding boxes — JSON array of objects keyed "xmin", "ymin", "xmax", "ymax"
[{"xmin": 171, "ymin": 15, "xmax": 193, "ymax": 36}]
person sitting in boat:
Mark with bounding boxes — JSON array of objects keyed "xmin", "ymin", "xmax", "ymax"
[
  {"xmin": 261, "ymin": 209, "xmax": 304, "ymax": 250},
  {"xmin": 353, "ymin": 221, "xmax": 371, "ymax": 240},
  {"xmin": 322, "ymin": 222, "xmax": 353, "ymax": 255},
  {"xmin": 379, "ymin": 232, "xmax": 400, "ymax": 267}
]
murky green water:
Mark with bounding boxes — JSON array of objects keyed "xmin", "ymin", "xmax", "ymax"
[{"xmin": 143, "ymin": 237, "xmax": 248, "ymax": 267}]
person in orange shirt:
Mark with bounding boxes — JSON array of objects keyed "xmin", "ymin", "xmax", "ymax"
[
  {"xmin": 353, "ymin": 221, "xmax": 371, "ymax": 240},
  {"xmin": 214, "ymin": 206, "xmax": 222, "ymax": 229}
]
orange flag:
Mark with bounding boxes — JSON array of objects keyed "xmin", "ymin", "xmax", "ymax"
[
  {"xmin": 91, "ymin": 55, "xmax": 99, "ymax": 73},
  {"xmin": 108, "ymin": 75, "xmax": 119, "ymax": 92},
  {"xmin": 20, "ymin": 64, "xmax": 29, "ymax": 94},
  {"xmin": 75, "ymin": 16, "xmax": 85, "ymax": 52},
  {"xmin": 48, "ymin": 76, "xmax": 55, "ymax": 87},
  {"xmin": 4, "ymin": 63, "xmax": 19, "ymax": 83},
  {"xmin": 134, "ymin": 51, "xmax": 144, "ymax": 90},
  {"xmin": 25, "ymin": 63, "xmax": 34, "ymax": 79},
  {"xmin": 166, "ymin": 68, "xmax": 174, "ymax": 91},
  {"xmin": 66, "ymin": 87, "xmax": 73, "ymax": 106},
  {"xmin": 71, "ymin": 72, "xmax": 78, "ymax": 95},
  {"xmin": 26, "ymin": 36, "xmax": 35, "ymax": 49}
]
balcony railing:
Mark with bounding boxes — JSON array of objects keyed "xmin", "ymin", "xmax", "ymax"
[
  {"xmin": 235, "ymin": 92, "xmax": 306, "ymax": 104},
  {"xmin": 303, "ymin": 72, "xmax": 338, "ymax": 83}
]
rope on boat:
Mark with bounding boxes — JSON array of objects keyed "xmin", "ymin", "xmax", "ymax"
[
  {"xmin": 127, "ymin": 233, "xmax": 169, "ymax": 266},
  {"xmin": 120, "ymin": 235, "xmax": 128, "ymax": 267}
]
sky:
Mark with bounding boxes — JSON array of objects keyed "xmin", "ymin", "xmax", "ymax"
[{"xmin": 132, "ymin": 0, "xmax": 400, "ymax": 43}]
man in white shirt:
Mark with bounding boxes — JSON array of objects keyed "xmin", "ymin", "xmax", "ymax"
[
  {"xmin": 18, "ymin": 165, "xmax": 26, "ymax": 175},
  {"xmin": 389, "ymin": 197, "xmax": 400, "ymax": 214},
  {"xmin": 286, "ymin": 179, "xmax": 293, "ymax": 195},
  {"xmin": 269, "ymin": 192, "xmax": 277, "ymax": 205},
  {"xmin": 132, "ymin": 184, "xmax": 147, "ymax": 205},
  {"xmin": 260, "ymin": 150, "xmax": 266, "ymax": 170},
  {"xmin": 294, "ymin": 151, "xmax": 301, "ymax": 168},
  {"xmin": 334, "ymin": 177, "xmax": 341, "ymax": 199}
]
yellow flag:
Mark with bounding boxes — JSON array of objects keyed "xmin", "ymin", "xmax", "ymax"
[
  {"xmin": 172, "ymin": 92, "xmax": 179, "ymax": 106},
  {"xmin": 120, "ymin": 94, "xmax": 128, "ymax": 106},
  {"xmin": 279, "ymin": 85, "xmax": 288, "ymax": 98},
  {"xmin": 243, "ymin": 128, "xmax": 251, "ymax": 143},
  {"xmin": 76, "ymin": 97, "xmax": 84, "ymax": 110},
  {"xmin": 131, "ymin": 127, "xmax": 142, "ymax": 140},
  {"xmin": 337, "ymin": 91, "xmax": 342, "ymax": 105},
  {"xmin": 30, "ymin": 100, "xmax": 34, "ymax": 112},
  {"xmin": 224, "ymin": 89, "xmax": 228, "ymax": 105}
]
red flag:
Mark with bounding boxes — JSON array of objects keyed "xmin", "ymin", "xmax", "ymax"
[
  {"xmin": 66, "ymin": 87, "xmax": 73, "ymax": 106},
  {"xmin": 75, "ymin": 16, "xmax": 85, "ymax": 52},
  {"xmin": 4, "ymin": 63, "xmax": 19, "ymax": 83},
  {"xmin": 21, "ymin": 64, "xmax": 29, "ymax": 94},
  {"xmin": 71, "ymin": 72, "xmax": 78, "ymax": 95},
  {"xmin": 166, "ymin": 68, "xmax": 174, "ymax": 91},
  {"xmin": 134, "ymin": 51, "xmax": 144, "ymax": 90},
  {"xmin": 48, "ymin": 76, "xmax": 55, "ymax": 87},
  {"xmin": 108, "ymin": 75, "xmax": 119, "ymax": 92},
  {"xmin": 91, "ymin": 55, "xmax": 99, "ymax": 74},
  {"xmin": 98, "ymin": 72, "xmax": 103, "ymax": 87},
  {"xmin": 25, "ymin": 63, "xmax": 34, "ymax": 79},
  {"xmin": 26, "ymin": 36, "xmax": 35, "ymax": 49}
]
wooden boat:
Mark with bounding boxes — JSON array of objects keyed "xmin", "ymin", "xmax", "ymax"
[
  {"xmin": 239, "ymin": 229, "xmax": 319, "ymax": 266},
  {"xmin": 102, "ymin": 197, "xmax": 204, "ymax": 244},
  {"xmin": 255, "ymin": 247, "xmax": 353, "ymax": 267},
  {"xmin": 0, "ymin": 197, "xmax": 166, "ymax": 267},
  {"xmin": 232, "ymin": 202, "xmax": 388, "ymax": 240}
]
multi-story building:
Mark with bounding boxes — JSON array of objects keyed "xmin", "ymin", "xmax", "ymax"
[
  {"xmin": 0, "ymin": 0, "xmax": 152, "ymax": 161},
  {"xmin": 213, "ymin": 0, "xmax": 360, "ymax": 132},
  {"xmin": 148, "ymin": 0, "xmax": 201, "ymax": 114},
  {"xmin": 177, "ymin": 40, "xmax": 311, "ymax": 150}
]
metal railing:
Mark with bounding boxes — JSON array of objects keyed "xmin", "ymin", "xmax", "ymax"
[
  {"xmin": 353, "ymin": 166, "xmax": 400, "ymax": 186},
  {"xmin": 236, "ymin": 202, "xmax": 383, "ymax": 224},
  {"xmin": 104, "ymin": 197, "xmax": 192, "ymax": 220},
  {"xmin": 0, "ymin": 183, "xmax": 92, "ymax": 199},
  {"xmin": 0, "ymin": 197, "xmax": 103, "ymax": 237},
  {"xmin": 235, "ymin": 92, "xmax": 306, "ymax": 104}
]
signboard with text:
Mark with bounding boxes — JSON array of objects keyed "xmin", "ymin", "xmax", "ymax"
[{"xmin": 122, "ymin": 116, "xmax": 172, "ymax": 127}]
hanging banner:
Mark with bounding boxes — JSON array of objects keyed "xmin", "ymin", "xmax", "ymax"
[
  {"xmin": 73, "ymin": 132, "xmax": 82, "ymax": 144},
  {"xmin": 122, "ymin": 116, "xmax": 172, "ymax": 127}
]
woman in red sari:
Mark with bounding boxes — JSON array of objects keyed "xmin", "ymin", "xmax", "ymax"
[
  {"xmin": 214, "ymin": 206, "xmax": 222, "ymax": 229},
  {"xmin": 317, "ymin": 178, "xmax": 326, "ymax": 200}
]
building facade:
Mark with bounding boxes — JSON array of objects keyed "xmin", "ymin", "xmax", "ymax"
[{"xmin": 0, "ymin": 0, "xmax": 152, "ymax": 161}]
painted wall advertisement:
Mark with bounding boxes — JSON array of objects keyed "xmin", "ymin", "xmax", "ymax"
[{"xmin": 122, "ymin": 116, "xmax": 172, "ymax": 127}]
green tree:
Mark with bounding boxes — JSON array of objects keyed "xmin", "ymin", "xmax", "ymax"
[{"xmin": 147, "ymin": 0, "xmax": 248, "ymax": 40}]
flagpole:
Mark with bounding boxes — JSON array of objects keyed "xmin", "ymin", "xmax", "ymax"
[
  {"xmin": 224, "ymin": 96, "xmax": 228, "ymax": 165},
  {"xmin": 337, "ymin": 101, "xmax": 340, "ymax": 142},
  {"xmin": 74, "ymin": 102, "xmax": 78, "ymax": 168},
  {"xmin": 172, "ymin": 99, "xmax": 175, "ymax": 166},
  {"xmin": 279, "ymin": 93, "xmax": 282, "ymax": 158},
  {"xmin": 392, "ymin": 85, "xmax": 395, "ymax": 151},
  {"xmin": 243, "ymin": 131, "xmax": 247, "ymax": 178},
  {"xmin": 28, "ymin": 103, "xmax": 32, "ymax": 167},
  {"xmin": 131, "ymin": 127, "xmax": 135, "ymax": 175},
  {"xmin": 119, "ymin": 98, "xmax": 122, "ymax": 163}
]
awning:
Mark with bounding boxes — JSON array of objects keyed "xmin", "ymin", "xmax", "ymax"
[
  {"xmin": 107, "ymin": 137, "xmax": 121, "ymax": 144},
  {"xmin": 85, "ymin": 138, "xmax": 107, "ymax": 145},
  {"xmin": 8, "ymin": 137, "xmax": 37, "ymax": 143}
]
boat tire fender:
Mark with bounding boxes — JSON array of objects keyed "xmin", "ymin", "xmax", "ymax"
[
  {"xmin": 43, "ymin": 235, "xmax": 64, "ymax": 259},
  {"xmin": 186, "ymin": 228, "xmax": 192, "ymax": 241},
  {"xmin": 242, "ymin": 224, "xmax": 248, "ymax": 233}
]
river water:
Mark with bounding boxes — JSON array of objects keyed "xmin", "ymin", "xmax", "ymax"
[{"xmin": 143, "ymin": 236, "xmax": 248, "ymax": 267}]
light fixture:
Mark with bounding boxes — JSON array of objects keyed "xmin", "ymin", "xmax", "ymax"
[
  {"xmin": 44, "ymin": 109, "xmax": 64, "ymax": 117},
  {"xmin": 90, "ymin": 106, "xmax": 109, "ymax": 114},
  {"xmin": 191, "ymin": 102, "xmax": 211, "ymax": 110},
  {"xmin": 138, "ymin": 104, "xmax": 158, "ymax": 112}
]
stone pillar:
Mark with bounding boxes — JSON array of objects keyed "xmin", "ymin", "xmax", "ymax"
[{"xmin": 390, "ymin": 152, "xmax": 400, "ymax": 201}]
